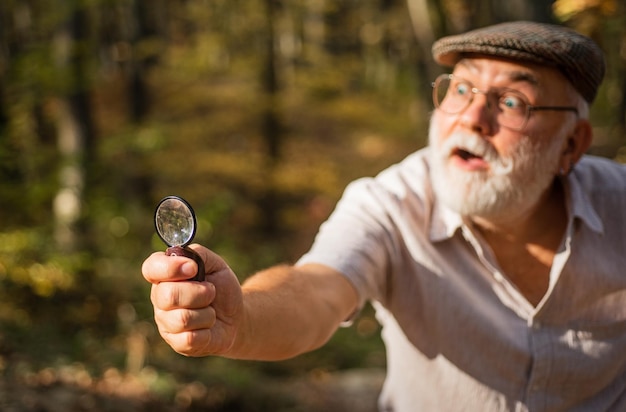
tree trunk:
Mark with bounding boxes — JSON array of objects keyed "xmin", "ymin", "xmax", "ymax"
[
  {"xmin": 126, "ymin": 0, "xmax": 162, "ymax": 122},
  {"xmin": 259, "ymin": 0, "xmax": 283, "ymax": 236},
  {"xmin": 406, "ymin": 0, "xmax": 442, "ymax": 98},
  {"xmin": 53, "ymin": 4, "xmax": 95, "ymax": 253}
]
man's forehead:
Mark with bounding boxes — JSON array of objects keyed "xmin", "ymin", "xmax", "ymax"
[{"xmin": 453, "ymin": 57, "xmax": 543, "ymax": 86}]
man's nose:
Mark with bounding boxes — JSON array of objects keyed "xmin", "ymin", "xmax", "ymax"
[{"xmin": 458, "ymin": 91, "xmax": 495, "ymax": 136}]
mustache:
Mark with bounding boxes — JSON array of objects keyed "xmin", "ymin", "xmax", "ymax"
[{"xmin": 438, "ymin": 132, "xmax": 514, "ymax": 176}]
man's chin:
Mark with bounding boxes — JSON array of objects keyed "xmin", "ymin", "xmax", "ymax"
[
  {"xmin": 432, "ymin": 168, "xmax": 511, "ymax": 217},
  {"xmin": 440, "ymin": 165, "xmax": 490, "ymax": 189}
]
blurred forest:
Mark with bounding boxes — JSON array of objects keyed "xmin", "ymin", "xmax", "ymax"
[{"xmin": 0, "ymin": 0, "xmax": 624, "ymax": 410}]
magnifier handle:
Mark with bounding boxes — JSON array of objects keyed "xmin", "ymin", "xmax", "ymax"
[{"xmin": 165, "ymin": 246, "xmax": 206, "ymax": 282}]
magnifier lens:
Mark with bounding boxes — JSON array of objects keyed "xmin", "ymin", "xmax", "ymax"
[
  {"xmin": 154, "ymin": 196, "xmax": 204, "ymax": 282},
  {"xmin": 155, "ymin": 196, "xmax": 197, "ymax": 247}
]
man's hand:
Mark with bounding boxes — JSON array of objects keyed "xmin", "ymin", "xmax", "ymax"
[{"xmin": 142, "ymin": 244, "xmax": 243, "ymax": 357}]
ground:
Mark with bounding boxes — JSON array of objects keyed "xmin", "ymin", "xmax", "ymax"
[{"xmin": 0, "ymin": 368, "xmax": 385, "ymax": 412}]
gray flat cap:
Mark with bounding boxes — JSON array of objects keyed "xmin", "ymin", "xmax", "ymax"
[{"xmin": 432, "ymin": 21, "xmax": 605, "ymax": 103}]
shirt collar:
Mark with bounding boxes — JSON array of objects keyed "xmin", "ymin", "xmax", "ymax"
[
  {"xmin": 563, "ymin": 171, "xmax": 604, "ymax": 234},
  {"xmin": 429, "ymin": 197, "xmax": 464, "ymax": 242}
]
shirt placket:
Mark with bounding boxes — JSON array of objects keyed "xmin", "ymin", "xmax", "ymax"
[
  {"xmin": 524, "ymin": 318, "xmax": 552, "ymax": 411},
  {"xmin": 521, "ymin": 229, "xmax": 573, "ymax": 411},
  {"xmin": 460, "ymin": 223, "xmax": 557, "ymax": 412},
  {"xmin": 460, "ymin": 225, "xmax": 534, "ymax": 316},
  {"xmin": 463, "ymin": 221, "xmax": 575, "ymax": 412}
]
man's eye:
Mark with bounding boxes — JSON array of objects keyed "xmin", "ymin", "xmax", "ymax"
[
  {"xmin": 455, "ymin": 83, "xmax": 471, "ymax": 96},
  {"xmin": 501, "ymin": 94, "xmax": 524, "ymax": 110}
]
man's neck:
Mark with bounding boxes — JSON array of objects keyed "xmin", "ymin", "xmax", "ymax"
[
  {"xmin": 469, "ymin": 180, "xmax": 568, "ymax": 306},
  {"xmin": 470, "ymin": 180, "xmax": 566, "ymax": 243}
]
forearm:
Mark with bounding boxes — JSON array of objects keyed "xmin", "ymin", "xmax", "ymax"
[{"xmin": 224, "ymin": 264, "xmax": 357, "ymax": 360}]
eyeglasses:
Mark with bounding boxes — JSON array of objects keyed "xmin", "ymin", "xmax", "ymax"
[{"xmin": 431, "ymin": 74, "xmax": 579, "ymax": 131}]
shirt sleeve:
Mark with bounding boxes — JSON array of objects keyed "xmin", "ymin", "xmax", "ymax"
[{"xmin": 297, "ymin": 177, "xmax": 398, "ymax": 311}]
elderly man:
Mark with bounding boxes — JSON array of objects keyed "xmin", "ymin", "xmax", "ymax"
[{"xmin": 142, "ymin": 21, "xmax": 626, "ymax": 411}]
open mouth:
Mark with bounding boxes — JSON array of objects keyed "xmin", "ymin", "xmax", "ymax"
[
  {"xmin": 450, "ymin": 147, "xmax": 489, "ymax": 170},
  {"xmin": 454, "ymin": 148, "xmax": 483, "ymax": 161}
]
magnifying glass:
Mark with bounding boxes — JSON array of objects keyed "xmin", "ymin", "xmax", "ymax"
[{"xmin": 154, "ymin": 196, "xmax": 205, "ymax": 281}]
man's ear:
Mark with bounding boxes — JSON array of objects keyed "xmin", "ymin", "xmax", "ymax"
[{"xmin": 559, "ymin": 119, "xmax": 592, "ymax": 174}]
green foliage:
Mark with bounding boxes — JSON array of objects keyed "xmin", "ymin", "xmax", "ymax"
[{"xmin": 0, "ymin": 229, "xmax": 80, "ymax": 298}]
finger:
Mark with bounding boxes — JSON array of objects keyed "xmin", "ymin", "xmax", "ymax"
[
  {"xmin": 188, "ymin": 244, "xmax": 240, "ymax": 293},
  {"xmin": 188, "ymin": 244, "xmax": 231, "ymax": 274},
  {"xmin": 142, "ymin": 252, "xmax": 200, "ymax": 283},
  {"xmin": 161, "ymin": 329, "xmax": 213, "ymax": 357},
  {"xmin": 150, "ymin": 281, "xmax": 216, "ymax": 310},
  {"xmin": 154, "ymin": 306, "xmax": 217, "ymax": 334}
]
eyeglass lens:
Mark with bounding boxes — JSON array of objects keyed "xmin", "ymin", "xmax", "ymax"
[{"xmin": 432, "ymin": 75, "xmax": 530, "ymax": 130}]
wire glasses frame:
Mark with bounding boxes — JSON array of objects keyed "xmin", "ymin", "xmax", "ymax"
[{"xmin": 431, "ymin": 74, "xmax": 579, "ymax": 131}]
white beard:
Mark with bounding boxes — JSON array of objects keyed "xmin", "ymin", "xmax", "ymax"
[{"xmin": 428, "ymin": 117, "xmax": 564, "ymax": 220}]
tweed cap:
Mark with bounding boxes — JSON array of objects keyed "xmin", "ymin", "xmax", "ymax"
[{"xmin": 432, "ymin": 21, "xmax": 605, "ymax": 103}]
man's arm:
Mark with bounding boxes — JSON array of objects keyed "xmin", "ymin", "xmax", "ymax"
[
  {"xmin": 232, "ymin": 263, "xmax": 358, "ymax": 360},
  {"xmin": 142, "ymin": 245, "xmax": 359, "ymax": 360}
]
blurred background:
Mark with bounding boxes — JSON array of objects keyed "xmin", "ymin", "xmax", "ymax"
[{"xmin": 0, "ymin": 0, "xmax": 624, "ymax": 410}]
